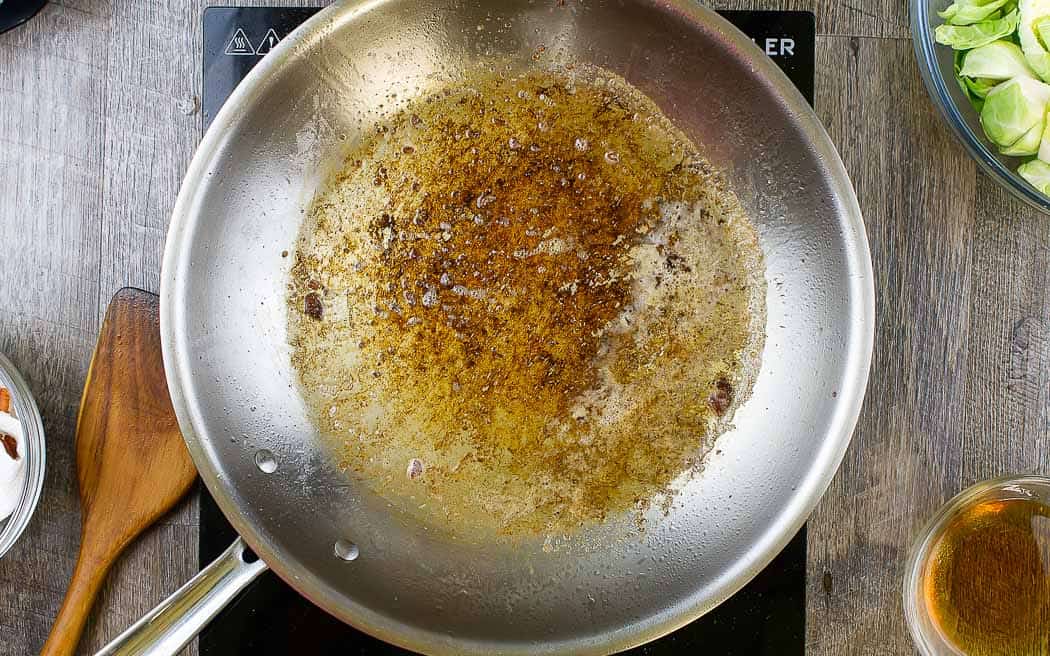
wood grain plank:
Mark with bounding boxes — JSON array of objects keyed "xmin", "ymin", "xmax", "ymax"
[
  {"xmin": 0, "ymin": 1, "xmax": 110, "ymax": 653},
  {"xmin": 0, "ymin": 317, "xmax": 96, "ymax": 655},
  {"xmin": 960, "ymin": 178, "xmax": 1050, "ymax": 476},
  {"xmin": 79, "ymin": 0, "xmax": 206, "ymax": 651},
  {"xmin": 805, "ymin": 34, "xmax": 981, "ymax": 655}
]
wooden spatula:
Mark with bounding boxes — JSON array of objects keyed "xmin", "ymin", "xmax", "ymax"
[{"xmin": 41, "ymin": 288, "xmax": 197, "ymax": 656}]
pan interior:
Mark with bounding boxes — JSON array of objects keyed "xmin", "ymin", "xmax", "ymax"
[
  {"xmin": 162, "ymin": 1, "xmax": 872, "ymax": 654},
  {"xmin": 286, "ymin": 63, "xmax": 767, "ymax": 538}
]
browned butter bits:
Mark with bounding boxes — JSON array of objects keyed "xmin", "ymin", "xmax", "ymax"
[{"xmin": 289, "ymin": 66, "xmax": 766, "ymax": 536}]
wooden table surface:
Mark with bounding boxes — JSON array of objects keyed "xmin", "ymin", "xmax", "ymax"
[{"xmin": 1, "ymin": 1, "xmax": 1046, "ymax": 654}]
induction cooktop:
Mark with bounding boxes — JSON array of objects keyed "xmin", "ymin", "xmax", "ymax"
[{"xmin": 199, "ymin": 7, "xmax": 815, "ymax": 654}]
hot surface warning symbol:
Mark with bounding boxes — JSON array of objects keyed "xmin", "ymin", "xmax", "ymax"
[
  {"xmin": 256, "ymin": 28, "xmax": 280, "ymax": 55},
  {"xmin": 224, "ymin": 28, "xmax": 255, "ymax": 56}
]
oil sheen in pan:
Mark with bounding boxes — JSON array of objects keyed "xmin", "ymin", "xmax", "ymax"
[{"xmin": 287, "ymin": 64, "xmax": 766, "ymax": 537}]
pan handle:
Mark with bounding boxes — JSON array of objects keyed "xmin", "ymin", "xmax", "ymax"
[{"xmin": 94, "ymin": 538, "xmax": 268, "ymax": 656}]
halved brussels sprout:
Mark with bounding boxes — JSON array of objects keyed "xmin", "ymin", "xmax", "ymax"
[
  {"xmin": 981, "ymin": 76, "xmax": 1050, "ymax": 145},
  {"xmin": 1019, "ymin": 0, "xmax": 1050, "ymax": 80},
  {"xmin": 965, "ymin": 76, "xmax": 1001, "ymax": 98},
  {"xmin": 1002, "ymin": 118, "xmax": 1045, "ymax": 154},
  {"xmin": 955, "ymin": 51, "xmax": 990, "ymax": 110},
  {"xmin": 960, "ymin": 41, "xmax": 1037, "ymax": 79},
  {"xmin": 936, "ymin": 10, "xmax": 1020, "ymax": 49},
  {"xmin": 1035, "ymin": 117, "xmax": 1050, "ymax": 160},
  {"xmin": 940, "ymin": 0, "xmax": 1014, "ymax": 25},
  {"xmin": 1018, "ymin": 158, "xmax": 1050, "ymax": 191}
]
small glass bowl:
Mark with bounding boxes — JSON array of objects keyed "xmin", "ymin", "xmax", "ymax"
[
  {"xmin": 0, "ymin": 351, "xmax": 45, "ymax": 557},
  {"xmin": 911, "ymin": 0, "xmax": 1050, "ymax": 214},
  {"xmin": 902, "ymin": 474, "xmax": 1050, "ymax": 655}
]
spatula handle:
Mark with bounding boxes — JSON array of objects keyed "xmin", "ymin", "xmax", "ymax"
[
  {"xmin": 40, "ymin": 548, "xmax": 114, "ymax": 656},
  {"xmin": 94, "ymin": 538, "xmax": 267, "ymax": 656}
]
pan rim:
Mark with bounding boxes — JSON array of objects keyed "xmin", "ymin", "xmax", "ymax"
[{"xmin": 161, "ymin": 1, "xmax": 874, "ymax": 653}]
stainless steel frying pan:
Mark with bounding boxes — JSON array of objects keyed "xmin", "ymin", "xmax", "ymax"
[{"xmin": 101, "ymin": 1, "xmax": 874, "ymax": 654}]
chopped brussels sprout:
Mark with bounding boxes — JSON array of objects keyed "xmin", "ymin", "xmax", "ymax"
[
  {"xmin": 1037, "ymin": 118, "xmax": 1050, "ymax": 160},
  {"xmin": 960, "ymin": 41, "xmax": 1037, "ymax": 79},
  {"xmin": 940, "ymin": 0, "xmax": 1013, "ymax": 25},
  {"xmin": 980, "ymin": 76, "xmax": 1050, "ymax": 145},
  {"xmin": 1002, "ymin": 118, "xmax": 1045, "ymax": 154},
  {"xmin": 958, "ymin": 75, "xmax": 989, "ymax": 111},
  {"xmin": 955, "ymin": 50, "xmax": 990, "ymax": 109},
  {"xmin": 935, "ymin": 10, "xmax": 1020, "ymax": 49},
  {"xmin": 965, "ymin": 76, "xmax": 1001, "ymax": 99},
  {"xmin": 1036, "ymin": 14, "xmax": 1050, "ymax": 48},
  {"xmin": 1018, "ymin": 158, "xmax": 1050, "ymax": 191},
  {"xmin": 1019, "ymin": 0, "xmax": 1050, "ymax": 81}
]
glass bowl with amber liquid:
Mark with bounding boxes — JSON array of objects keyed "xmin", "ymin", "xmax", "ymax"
[{"xmin": 904, "ymin": 475, "xmax": 1050, "ymax": 656}]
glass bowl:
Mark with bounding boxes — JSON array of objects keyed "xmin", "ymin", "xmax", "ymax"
[
  {"xmin": 902, "ymin": 474, "xmax": 1050, "ymax": 655},
  {"xmin": 0, "ymin": 350, "xmax": 45, "ymax": 557},
  {"xmin": 911, "ymin": 0, "xmax": 1050, "ymax": 214}
]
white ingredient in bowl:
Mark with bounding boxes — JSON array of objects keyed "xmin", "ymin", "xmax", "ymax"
[{"xmin": 0, "ymin": 409, "xmax": 26, "ymax": 520}]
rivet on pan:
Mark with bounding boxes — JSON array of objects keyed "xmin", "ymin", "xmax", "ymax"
[{"xmin": 334, "ymin": 539, "xmax": 360, "ymax": 561}]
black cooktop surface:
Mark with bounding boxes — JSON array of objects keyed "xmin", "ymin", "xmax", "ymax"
[
  {"xmin": 0, "ymin": 0, "xmax": 47, "ymax": 35},
  {"xmin": 200, "ymin": 7, "xmax": 815, "ymax": 654}
]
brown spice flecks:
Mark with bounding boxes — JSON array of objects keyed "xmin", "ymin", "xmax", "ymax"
[
  {"xmin": 304, "ymin": 293, "xmax": 323, "ymax": 320},
  {"xmin": 288, "ymin": 65, "xmax": 766, "ymax": 536},
  {"xmin": 1, "ymin": 433, "xmax": 18, "ymax": 460},
  {"xmin": 708, "ymin": 377, "xmax": 733, "ymax": 416}
]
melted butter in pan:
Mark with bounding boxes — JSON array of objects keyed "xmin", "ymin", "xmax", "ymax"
[{"xmin": 289, "ymin": 66, "xmax": 766, "ymax": 536}]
